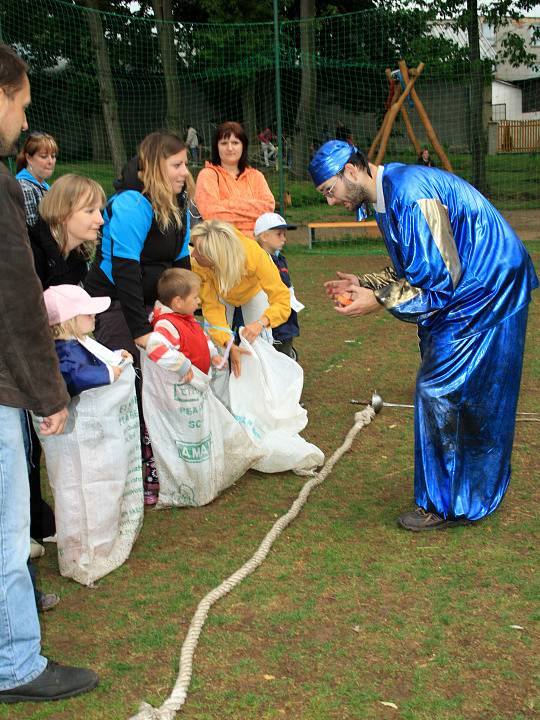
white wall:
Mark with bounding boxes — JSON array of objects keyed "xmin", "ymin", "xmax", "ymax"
[
  {"xmin": 494, "ymin": 18, "xmax": 540, "ymax": 82},
  {"xmin": 492, "ymin": 81, "xmax": 523, "ymax": 119}
]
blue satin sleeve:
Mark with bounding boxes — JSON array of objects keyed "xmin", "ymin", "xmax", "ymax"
[{"xmin": 375, "ymin": 201, "xmax": 459, "ymax": 323}]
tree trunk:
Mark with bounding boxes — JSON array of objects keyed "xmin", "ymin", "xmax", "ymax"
[
  {"xmin": 241, "ymin": 77, "xmax": 258, "ymax": 161},
  {"xmin": 85, "ymin": 0, "xmax": 126, "ymax": 176},
  {"xmin": 291, "ymin": 0, "xmax": 317, "ymax": 179},
  {"xmin": 467, "ymin": 0, "xmax": 487, "ymax": 193},
  {"xmin": 152, "ymin": 0, "xmax": 183, "ymax": 133}
]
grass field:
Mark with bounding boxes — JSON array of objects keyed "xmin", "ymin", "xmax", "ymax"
[{"xmin": 6, "ymin": 246, "xmax": 539, "ymax": 720}]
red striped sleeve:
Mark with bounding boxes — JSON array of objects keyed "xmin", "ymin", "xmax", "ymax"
[
  {"xmin": 154, "ymin": 319, "xmax": 180, "ymax": 347},
  {"xmin": 147, "ymin": 343, "xmax": 170, "ymax": 363}
]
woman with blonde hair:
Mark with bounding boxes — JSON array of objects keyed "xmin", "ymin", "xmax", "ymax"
[
  {"xmin": 191, "ymin": 219, "xmax": 290, "ymax": 377},
  {"xmin": 84, "ymin": 131, "xmax": 199, "ymax": 353},
  {"xmin": 24, "ymin": 173, "xmax": 105, "ymax": 549},
  {"xmin": 28, "ymin": 173, "xmax": 105, "ymax": 290},
  {"xmin": 84, "ymin": 130, "xmax": 200, "ymax": 504},
  {"xmin": 16, "ymin": 131, "xmax": 58, "ymax": 227}
]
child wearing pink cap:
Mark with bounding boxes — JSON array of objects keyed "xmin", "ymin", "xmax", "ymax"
[{"xmin": 43, "ymin": 284, "xmax": 132, "ymax": 397}]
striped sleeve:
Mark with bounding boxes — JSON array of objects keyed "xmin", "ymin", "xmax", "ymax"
[{"xmin": 146, "ymin": 319, "xmax": 191, "ymax": 376}]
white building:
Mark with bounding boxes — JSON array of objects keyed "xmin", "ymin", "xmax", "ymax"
[{"xmin": 483, "ymin": 17, "xmax": 540, "ymax": 121}]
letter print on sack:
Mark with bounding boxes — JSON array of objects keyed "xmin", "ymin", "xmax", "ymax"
[{"xmin": 175, "ymin": 434, "xmax": 212, "ymax": 463}]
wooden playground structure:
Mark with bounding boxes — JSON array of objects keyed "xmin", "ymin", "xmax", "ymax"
[{"xmin": 368, "ymin": 59, "xmax": 453, "ymax": 172}]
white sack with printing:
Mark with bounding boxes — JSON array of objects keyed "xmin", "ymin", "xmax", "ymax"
[
  {"xmin": 229, "ymin": 333, "xmax": 324, "ymax": 474},
  {"xmin": 36, "ymin": 361, "xmax": 143, "ymax": 586},
  {"xmin": 141, "ymin": 353, "xmax": 263, "ymax": 507}
]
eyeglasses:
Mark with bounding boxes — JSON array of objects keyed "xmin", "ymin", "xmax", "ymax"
[{"xmin": 320, "ymin": 172, "xmax": 342, "ymax": 198}]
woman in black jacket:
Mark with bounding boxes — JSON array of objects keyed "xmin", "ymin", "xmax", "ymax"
[
  {"xmin": 29, "ymin": 173, "xmax": 105, "ymax": 290},
  {"xmin": 84, "ymin": 131, "xmax": 199, "ymax": 504},
  {"xmin": 25, "ymin": 173, "xmax": 105, "ymax": 540}
]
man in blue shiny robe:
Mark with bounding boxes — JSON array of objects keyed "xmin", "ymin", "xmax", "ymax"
[{"xmin": 309, "ymin": 141, "xmax": 538, "ymax": 531}]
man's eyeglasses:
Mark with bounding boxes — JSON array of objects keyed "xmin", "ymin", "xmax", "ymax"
[{"xmin": 320, "ymin": 172, "xmax": 342, "ymax": 198}]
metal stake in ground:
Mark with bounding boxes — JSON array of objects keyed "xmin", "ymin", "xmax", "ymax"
[
  {"xmin": 350, "ymin": 391, "xmax": 413, "ymax": 413},
  {"xmin": 350, "ymin": 391, "xmax": 540, "ymax": 420}
]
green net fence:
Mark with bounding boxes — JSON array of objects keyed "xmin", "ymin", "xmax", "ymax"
[{"xmin": 1, "ymin": 0, "xmax": 539, "ymax": 244}]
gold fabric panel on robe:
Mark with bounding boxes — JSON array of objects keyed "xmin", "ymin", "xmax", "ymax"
[
  {"xmin": 374, "ymin": 278, "xmax": 423, "ymax": 309},
  {"xmin": 417, "ymin": 198, "xmax": 462, "ymax": 288},
  {"xmin": 358, "ymin": 266, "xmax": 398, "ymax": 290}
]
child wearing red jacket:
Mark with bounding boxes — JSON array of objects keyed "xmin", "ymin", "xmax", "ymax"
[
  {"xmin": 145, "ymin": 269, "xmax": 223, "ymax": 505},
  {"xmin": 146, "ymin": 268, "xmax": 222, "ymax": 383}
]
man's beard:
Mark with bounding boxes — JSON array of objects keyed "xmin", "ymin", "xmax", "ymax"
[
  {"xmin": 342, "ymin": 174, "xmax": 370, "ymax": 210},
  {"xmin": 0, "ymin": 136, "xmax": 17, "ymax": 158}
]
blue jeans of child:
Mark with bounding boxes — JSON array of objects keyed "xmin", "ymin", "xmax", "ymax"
[{"xmin": 0, "ymin": 405, "xmax": 46, "ymax": 690}]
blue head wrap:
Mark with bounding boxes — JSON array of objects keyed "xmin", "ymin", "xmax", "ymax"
[
  {"xmin": 309, "ymin": 140, "xmax": 370, "ymax": 222},
  {"xmin": 308, "ymin": 140, "xmax": 358, "ymax": 186}
]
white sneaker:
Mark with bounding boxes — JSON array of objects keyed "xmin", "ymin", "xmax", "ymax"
[{"xmin": 30, "ymin": 538, "xmax": 45, "ymax": 559}]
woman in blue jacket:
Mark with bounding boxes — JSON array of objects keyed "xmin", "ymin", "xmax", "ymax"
[
  {"xmin": 85, "ymin": 131, "xmax": 199, "ymax": 355},
  {"xmin": 84, "ymin": 131, "xmax": 200, "ymax": 504}
]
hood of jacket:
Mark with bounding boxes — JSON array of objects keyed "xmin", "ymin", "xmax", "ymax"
[{"xmin": 113, "ymin": 155, "xmax": 144, "ymax": 193}]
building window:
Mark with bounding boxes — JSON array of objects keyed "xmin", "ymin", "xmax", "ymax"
[
  {"xmin": 492, "ymin": 103, "xmax": 507, "ymax": 121},
  {"xmin": 530, "ymin": 25, "xmax": 540, "ymax": 48}
]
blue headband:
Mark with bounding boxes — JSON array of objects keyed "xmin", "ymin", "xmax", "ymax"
[{"xmin": 308, "ymin": 140, "xmax": 358, "ymax": 186}]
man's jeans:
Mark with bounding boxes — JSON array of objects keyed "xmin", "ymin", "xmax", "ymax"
[{"xmin": 0, "ymin": 405, "xmax": 46, "ymax": 689}]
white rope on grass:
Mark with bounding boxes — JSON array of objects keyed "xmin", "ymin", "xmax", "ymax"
[{"xmin": 129, "ymin": 406, "xmax": 376, "ymax": 720}]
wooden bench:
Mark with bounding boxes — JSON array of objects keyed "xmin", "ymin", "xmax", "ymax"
[{"xmin": 307, "ymin": 220, "xmax": 380, "ymax": 248}]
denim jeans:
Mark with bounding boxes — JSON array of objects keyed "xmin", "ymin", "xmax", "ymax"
[{"xmin": 0, "ymin": 405, "xmax": 46, "ymax": 690}]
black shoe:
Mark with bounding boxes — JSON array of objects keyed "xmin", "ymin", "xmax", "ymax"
[
  {"xmin": 398, "ymin": 507, "xmax": 471, "ymax": 532},
  {"xmin": 0, "ymin": 661, "xmax": 98, "ymax": 703}
]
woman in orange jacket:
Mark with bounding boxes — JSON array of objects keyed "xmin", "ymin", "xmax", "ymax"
[{"xmin": 194, "ymin": 121, "xmax": 275, "ymax": 238}]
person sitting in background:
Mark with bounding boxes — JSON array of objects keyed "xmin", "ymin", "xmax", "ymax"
[
  {"xmin": 335, "ymin": 121, "xmax": 350, "ymax": 141},
  {"xmin": 258, "ymin": 126, "xmax": 276, "ymax": 167},
  {"xmin": 417, "ymin": 147, "xmax": 434, "ymax": 167},
  {"xmin": 195, "ymin": 121, "xmax": 275, "ymax": 238},
  {"xmin": 254, "ymin": 212, "xmax": 300, "ymax": 360},
  {"xmin": 190, "ymin": 219, "xmax": 290, "ymax": 377},
  {"xmin": 147, "ymin": 268, "xmax": 221, "ymax": 380},
  {"xmin": 15, "ymin": 131, "xmax": 57, "ymax": 227}
]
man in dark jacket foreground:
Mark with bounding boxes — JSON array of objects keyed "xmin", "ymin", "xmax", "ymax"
[{"xmin": 0, "ymin": 44, "xmax": 98, "ymax": 704}]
